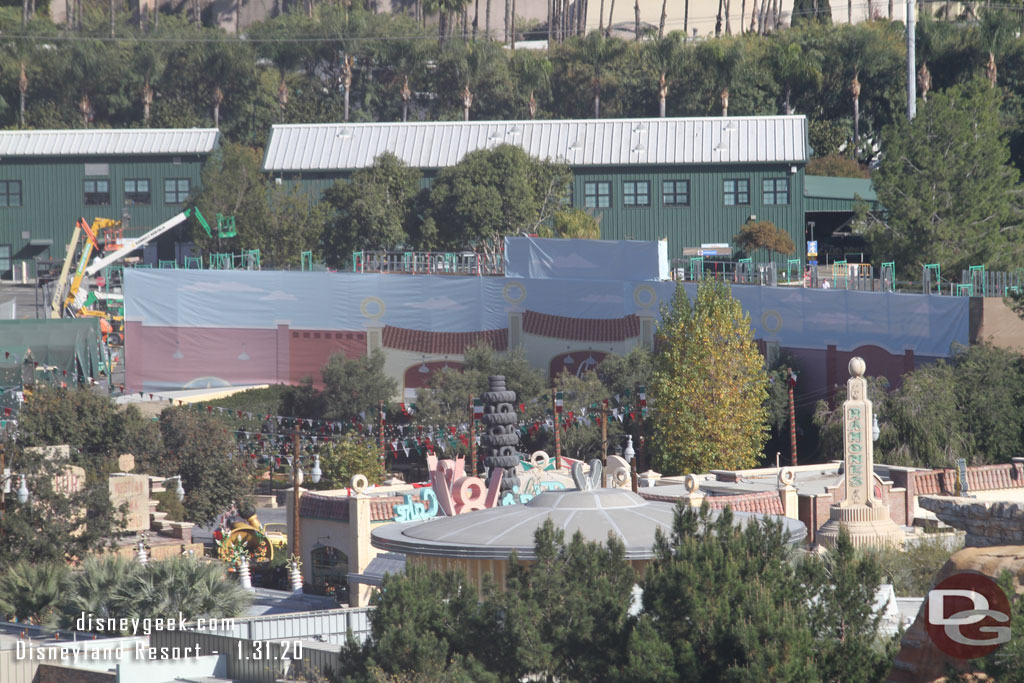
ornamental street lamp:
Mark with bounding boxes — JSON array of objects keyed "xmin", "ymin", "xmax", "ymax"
[
  {"xmin": 164, "ymin": 475, "xmax": 185, "ymax": 502},
  {"xmin": 872, "ymin": 413, "xmax": 880, "ymax": 442},
  {"xmin": 310, "ymin": 455, "xmax": 322, "ymax": 484}
]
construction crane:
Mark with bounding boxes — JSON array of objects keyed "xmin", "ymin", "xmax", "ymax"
[
  {"xmin": 85, "ymin": 207, "xmax": 214, "ymax": 276},
  {"xmin": 49, "ymin": 218, "xmax": 100, "ymax": 319}
]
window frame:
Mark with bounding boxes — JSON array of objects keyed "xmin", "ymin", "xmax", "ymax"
[
  {"xmin": 662, "ymin": 179, "xmax": 691, "ymax": 207},
  {"xmin": 0, "ymin": 245, "xmax": 11, "ymax": 274},
  {"xmin": 0, "ymin": 180, "xmax": 22, "ymax": 208},
  {"xmin": 723, "ymin": 178, "xmax": 750, "ymax": 206},
  {"xmin": 583, "ymin": 180, "xmax": 612, "ymax": 209},
  {"xmin": 83, "ymin": 179, "xmax": 111, "ymax": 206},
  {"xmin": 124, "ymin": 178, "xmax": 152, "ymax": 205},
  {"xmin": 762, "ymin": 178, "xmax": 790, "ymax": 206},
  {"xmin": 623, "ymin": 180, "xmax": 651, "ymax": 208},
  {"xmin": 164, "ymin": 178, "xmax": 191, "ymax": 205}
]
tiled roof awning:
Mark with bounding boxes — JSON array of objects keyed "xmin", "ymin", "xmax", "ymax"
[
  {"xmin": 382, "ymin": 326, "xmax": 508, "ymax": 354},
  {"xmin": 523, "ymin": 310, "xmax": 640, "ymax": 342},
  {"xmin": 639, "ymin": 489, "xmax": 785, "ymax": 516},
  {"xmin": 914, "ymin": 462, "xmax": 1024, "ymax": 496},
  {"xmin": 299, "ymin": 494, "xmax": 350, "ymax": 522}
]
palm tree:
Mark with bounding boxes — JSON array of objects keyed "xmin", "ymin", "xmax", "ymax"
[
  {"xmin": 851, "ymin": 71, "xmax": 860, "ymax": 147},
  {"xmin": 213, "ymin": 87, "xmax": 223, "ymax": 128},
  {"xmin": 917, "ymin": 62, "xmax": 931, "ymax": 102},
  {"xmin": 55, "ymin": 555, "xmax": 250, "ymax": 632},
  {"xmin": 18, "ymin": 62, "xmax": 27, "ymax": 128},
  {"xmin": 53, "ymin": 556, "xmax": 137, "ymax": 629},
  {"xmin": 644, "ymin": 35, "xmax": 682, "ymax": 118},
  {"xmin": 775, "ymin": 39, "xmax": 821, "ymax": 114},
  {"xmin": 578, "ymin": 32, "xmax": 626, "ymax": 118},
  {"xmin": 0, "ymin": 560, "xmax": 68, "ymax": 625},
  {"xmin": 342, "ymin": 54, "xmax": 354, "ymax": 122}
]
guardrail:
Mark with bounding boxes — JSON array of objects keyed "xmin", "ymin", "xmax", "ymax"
[{"xmin": 352, "ymin": 250, "xmax": 504, "ymax": 276}]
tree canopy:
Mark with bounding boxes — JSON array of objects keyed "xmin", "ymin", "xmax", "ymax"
[
  {"xmin": 651, "ymin": 280, "xmax": 769, "ymax": 475},
  {"xmin": 336, "ymin": 505, "xmax": 898, "ymax": 681},
  {"xmin": 870, "ymin": 79, "xmax": 1024, "ymax": 275}
]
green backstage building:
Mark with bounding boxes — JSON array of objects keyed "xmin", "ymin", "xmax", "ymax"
[
  {"xmin": 262, "ymin": 116, "xmax": 819, "ymax": 268},
  {"xmin": 0, "ymin": 128, "xmax": 219, "ymax": 279}
]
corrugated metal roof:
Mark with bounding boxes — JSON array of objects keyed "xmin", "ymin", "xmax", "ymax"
[
  {"xmin": 262, "ymin": 116, "xmax": 808, "ymax": 172},
  {"xmin": 0, "ymin": 128, "xmax": 220, "ymax": 157}
]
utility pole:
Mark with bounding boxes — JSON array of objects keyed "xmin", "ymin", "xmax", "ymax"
[
  {"xmin": 601, "ymin": 399, "xmax": 609, "ymax": 484},
  {"xmin": 291, "ymin": 431, "xmax": 301, "ymax": 562},
  {"xmin": 906, "ymin": 0, "xmax": 916, "ymax": 120},
  {"xmin": 378, "ymin": 401, "xmax": 385, "ymax": 469},
  {"xmin": 788, "ymin": 370, "xmax": 798, "ymax": 467},
  {"xmin": 552, "ymin": 388, "xmax": 561, "ymax": 471},
  {"xmin": 468, "ymin": 394, "xmax": 476, "ymax": 476}
]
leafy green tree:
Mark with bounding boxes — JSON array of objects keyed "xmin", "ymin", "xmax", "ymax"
[
  {"xmin": 193, "ymin": 143, "xmax": 271, "ymax": 255},
  {"xmin": 597, "ymin": 347, "xmax": 655, "ymax": 397},
  {"xmin": 537, "ymin": 208, "xmax": 602, "ymax": 239},
  {"xmin": 865, "ymin": 536, "xmax": 957, "ymax": 597},
  {"xmin": 870, "ymin": 79, "xmax": 1024, "ymax": 275},
  {"xmin": 311, "ymin": 436, "xmax": 384, "ymax": 490},
  {"xmin": 17, "ymin": 385, "xmax": 160, "ymax": 471},
  {"xmin": 0, "ymin": 560, "xmax": 68, "ymax": 624},
  {"xmin": 362, "ymin": 565, "xmax": 493, "ymax": 680},
  {"xmin": 807, "ymin": 154, "xmax": 869, "ymax": 178},
  {"xmin": 639, "ymin": 504, "xmax": 819, "ymax": 680},
  {"xmin": 734, "ymin": 219, "xmax": 796, "ymax": 257},
  {"xmin": 423, "ymin": 144, "xmax": 571, "ymax": 249},
  {"xmin": 321, "ymin": 349, "xmax": 398, "ymax": 421},
  {"xmin": 412, "ymin": 343, "xmax": 547, "ymax": 436},
  {"xmin": 0, "ymin": 440, "xmax": 125, "ymax": 570},
  {"xmin": 194, "ymin": 143, "xmax": 326, "ymax": 268},
  {"xmin": 651, "ymin": 280, "xmax": 769, "ymax": 475},
  {"xmin": 813, "ymin": 344, "xmax": 1024, "ymax": 468},
  {"xmin": 640, "ymin": 505, "xmax": 898, "ymax": 681},
  {"xmin": 320, "ymin": 153, "xmax": 422, "ymax": 268},
  {"xmin": 158, "ymin": 407, "xmax": 254, "ymax": 526},
  {"xmin": 803, "ymin": 530, "xmax": 900, "ymax": 683}
]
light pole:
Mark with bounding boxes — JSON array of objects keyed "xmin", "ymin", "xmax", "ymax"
[
  {"xmin": 291, "ymin": 431, "xmax": 301, "ymax": 565},
  {"xmin": 310, "ymin": 454, "xmax": 322, "ymax": 485},
  {"xmin": 163, "ymin": 475, "xmax": 185, "ymax": 502}
]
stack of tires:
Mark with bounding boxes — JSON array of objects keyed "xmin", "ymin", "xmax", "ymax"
[{"xmin": 481, "ymin": 375, "xmax": 521, "ymax": 492}]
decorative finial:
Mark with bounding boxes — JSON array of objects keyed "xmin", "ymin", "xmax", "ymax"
[{"xmin": 848, "ymin": 357, "xmax": 866, "ymax": 378}]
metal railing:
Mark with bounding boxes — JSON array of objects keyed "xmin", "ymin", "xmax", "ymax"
[{"xmin": 352, "ymin": 250, "xmax": 504, "ymax": 276}]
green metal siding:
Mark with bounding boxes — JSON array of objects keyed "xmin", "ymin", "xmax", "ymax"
[
  {"xmin": 0, "ymin": 155, "xmax": 207, "ymax": 274},
  {"xmin": 576, "ymin": 165, "xmax": 806, "ymax": 267},
  {"xmin": 279, "ymin": 163, "xmax": 807, "ymax": 269}
]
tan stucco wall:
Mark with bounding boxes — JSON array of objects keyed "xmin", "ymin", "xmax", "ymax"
[{"xmin": 977, "ymin": 298, "xmax": 1024, "ymax": 354}]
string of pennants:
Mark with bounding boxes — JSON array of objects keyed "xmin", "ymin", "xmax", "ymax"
[{"xmin": 147, "ymin": 388, "xmax": 649, "ymax": 462}]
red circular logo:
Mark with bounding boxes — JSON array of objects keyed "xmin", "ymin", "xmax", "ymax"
[{"xmin": 925, "ymin": 572, "xmax": 1012, "ymax": 659}]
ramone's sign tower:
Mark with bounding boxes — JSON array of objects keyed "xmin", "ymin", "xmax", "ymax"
[{"xmin": 816, "ymin": 358, "xmax": 903, "ymax": 549}]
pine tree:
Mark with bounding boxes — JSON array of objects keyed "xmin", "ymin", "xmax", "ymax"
[{"xmin": 650, "ymin": 280, "xmax": 768, "ymax": 475}]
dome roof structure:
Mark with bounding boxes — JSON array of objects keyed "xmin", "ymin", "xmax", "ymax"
[{"xmin": 371, "ymin": 488, "xmax": 807, "ymax": 560}]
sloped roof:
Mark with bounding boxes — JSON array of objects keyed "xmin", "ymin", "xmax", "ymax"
[
  {"xmin": 382, "ymin": 325, "xmax": 508, "ymax": 354},
  {"xmin": 262, "ymin": 116, "xmax": 809, "ymax": 172},
  {"xmin": 523, "ymin": 310, "xmax": 640, "ymax": 342},
  {"xmin": 0, "ymin": 129, "xmax": 220, "ymax": 157}
]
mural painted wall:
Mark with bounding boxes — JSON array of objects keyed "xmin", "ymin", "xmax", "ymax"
[{"xmin": 124, "ymin": 267, "xmax": 970, "ymax": 400}]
